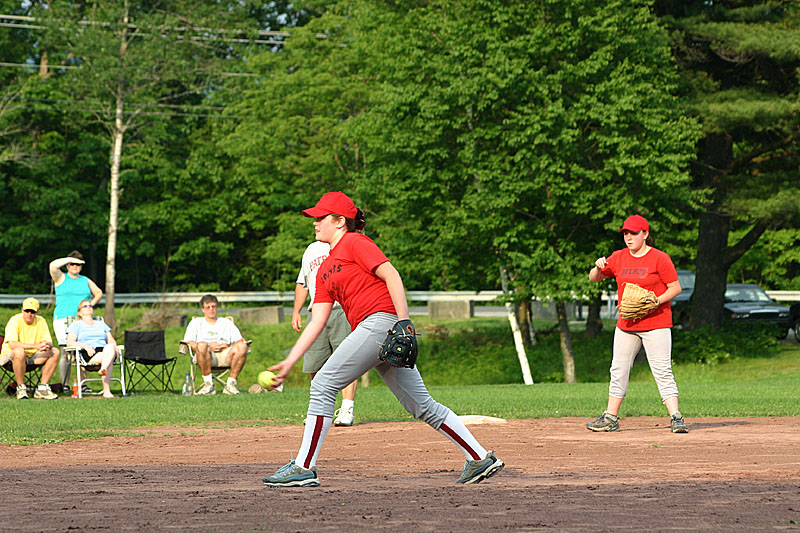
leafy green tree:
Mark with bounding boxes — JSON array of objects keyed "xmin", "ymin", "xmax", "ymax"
[
  {"xmin": 213, "ymin": 5, "xmax": 376, "ymax": 290},
  {"xmin": 656, "ymin": 1, "xmax": 800, "ymax": 328},
  {"xmin": 0, "ymin": 1, "xmax": 112, "ymax": 294},
  {"xmin": 347, "ymin": 0, "xmax": 699, "ymax": 381},
  {"xmin": 30, "ymin": 0, "xmax": 258, "ymax": 324},
  {"xmin": 729, "ymin": 227, "xmax": 800, "ymax": 289},
  {"xmin": 0, "ymin": 0, "xmax": 35, "ymax": 166}
]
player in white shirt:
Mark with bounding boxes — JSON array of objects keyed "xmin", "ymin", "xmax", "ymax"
[{"xmin": 292, "ymin": 241, "xmax": 359, "ymax": 426}]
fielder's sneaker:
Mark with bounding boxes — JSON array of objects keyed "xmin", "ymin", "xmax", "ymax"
[
  {"xmin": 195, "ymin": 382, "xmax": 216, "ymax": 396},
  {"xmin": 333, "ymin": 405, "xmax": 354, "ymax": 426},
  {"xmin": 586, "ymin": 412, "xmax": 620, "ymax": 432},
  {"xmin": 16, "ymin": 384, "xmax": 28, "ymax": 400},
  {"xmin": 33, "ymin": 384, "xmax": 59, "ymax": 400},
  {"xmin": 670, "ymin": 411, "xmax": 689, "ymax": 433},
  {"xmin": 222, "ymin": 380, "xmax": 240, "ymax": 395},
  {"xmin": 456, "ymin": 451, "xmax": 504, "ymax": 484},
  {"xmin": 262, "ymin": 460, "xmax": 320, "ymax": 487}
]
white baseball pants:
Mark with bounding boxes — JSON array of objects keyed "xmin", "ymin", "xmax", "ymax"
[{"xmin": 608, "ymin": 327, "xmax": 679, "ymax": 401}]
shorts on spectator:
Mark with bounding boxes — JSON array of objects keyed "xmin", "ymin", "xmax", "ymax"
[
  {"xmin": 210, "ymin": 346, "xmax": 233, "ymax": 367},
  {"xmin": 0, "ymin": 349, "xmax": 53, "ymax": 366}
]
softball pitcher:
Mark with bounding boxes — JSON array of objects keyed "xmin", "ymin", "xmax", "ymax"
[{"xmin": 262, "ymin": 191, "xmax": 504, "ymax": 487}]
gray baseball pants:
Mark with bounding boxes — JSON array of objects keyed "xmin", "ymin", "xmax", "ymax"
[{"xmin": 308, "ymin": 312, "xmax": 450, "ymax": 428}]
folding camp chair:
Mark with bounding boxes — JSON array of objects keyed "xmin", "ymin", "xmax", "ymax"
[
  {"xmin": 123, "ymin": 330, "xmax": 176, "ymax": 393},
  {"xmin": 178, "ymin": 317, "xmax": 251, "ymax": 394},
  {"xmin": 62, "ymin": 344, "xmax": 127, "ymax": 398},
  {"xmin": 0, "ymin": 335, "xmax": 45, "ymax": 396}
]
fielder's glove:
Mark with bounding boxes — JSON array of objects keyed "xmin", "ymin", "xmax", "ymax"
[
  {"xmin": 378, "ymin": 319, "xmax": 418, "ymax": 368},
  {"xmin": 618, "ymin": 283, "xmax": 659, "ymax": 321}
]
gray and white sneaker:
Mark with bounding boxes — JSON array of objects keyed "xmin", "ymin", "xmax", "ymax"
[
  {"xmin": 670, "ymin": 412, "xmax": 689, "ymax": 433},
  {"xmin": 586, "ymin": 412, "xmax": 620, "ymax": 432},
  {"xmin": 456, "ymin": 451, "xmax": 504, "ymax": 484},
  {"xmin": 263, "ymin": 460, "xmax": 320, "ymax": 487},
  {"xmin": 195, "ymin": 382, "xmax": 216, "ymax": 396},
  {"xmin": 16, "ymin": 384, "xmax": 28, "ymax": 400},
  {"xmin": 222, "ymin": 380, "xmax": 240, "ymax": 395},
  {"xmin": 33, "ymin": 384, "xmax": 59, "ymax": 400}
]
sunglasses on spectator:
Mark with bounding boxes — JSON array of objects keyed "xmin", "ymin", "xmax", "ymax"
[
  {"xmin": 23, "ymin": 309, "xmax": 37, "ymax": 314},
  {"xmin": 80, "ymin": 304, "xmax": 93, "ymax": 309}
]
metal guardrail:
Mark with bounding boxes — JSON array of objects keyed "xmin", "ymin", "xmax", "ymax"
[
  {"xmin": 767, "ymin": 290, "xmax": 800, "ymax": 301},
  {"xmin": 0, "ymin": 290, "xmax": 506, "ymax": 305},
  {"xmin": 1, "ymin": 289, "xmax": 798, "ymax": 306}
]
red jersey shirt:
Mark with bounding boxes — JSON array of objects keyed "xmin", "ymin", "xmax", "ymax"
[
  {"xmin": 313, "ymin": 233, "xmax": 396, "ymax": 329},
  {"xmin": 600, "ymin": 247, "xmax": 678, "ymax": 331}
]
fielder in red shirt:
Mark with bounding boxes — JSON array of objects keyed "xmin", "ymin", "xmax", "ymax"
[{"xmin": 586, "ymin": 214, "xmax": 689, "ymax": 434}]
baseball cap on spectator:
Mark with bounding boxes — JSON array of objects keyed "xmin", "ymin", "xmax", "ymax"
[
  {"xmin": 302, "ymin": 192, "xmax": 358, "ymax": 219},
  {"xmin": 619, "ymin": 214, "xmax": 649, "ymax": 233},
  {"xmin": 22, "ymin": 297, "xmax": 40, "ymax": 312}
]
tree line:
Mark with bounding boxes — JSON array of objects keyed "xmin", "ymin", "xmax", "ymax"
[{"xmin": 0, "ymin": 1, "xmax": 798, "ymax": 379}]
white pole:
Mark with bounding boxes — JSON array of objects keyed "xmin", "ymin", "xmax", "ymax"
[{"xmin": 500, "ymin": 267, "xmax": 533, "ymax": 385}]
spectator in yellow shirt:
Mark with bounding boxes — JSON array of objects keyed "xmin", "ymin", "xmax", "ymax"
[{"xmin": 0, "ymin": 297, "xmax": 60, "ymax": 400}]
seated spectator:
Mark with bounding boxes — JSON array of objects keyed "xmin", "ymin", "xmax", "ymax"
[
  {"xmin": 183, "ymin": 294, "xmax": 247, "ymax": 395},
  {"xmin": 0, "ymin": 297, "xmax": 60, "ymax": 400},
  {"xmin": 66, "ymin": 299, "xmax": 120, "ymax": 399}
]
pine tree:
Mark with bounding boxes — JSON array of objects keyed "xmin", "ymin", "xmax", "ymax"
[{"xmin": 656, "ymin": 1, "xmax": 800, "ymax": 328}]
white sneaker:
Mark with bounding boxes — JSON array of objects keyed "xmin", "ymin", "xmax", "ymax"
[
  {"xmin": 16, "ymin": 384, "xmax": 28, "ymax": 400},
  {"xmin": 222, "ymin": 381, "xmax": 240, "ymax": 395},
  {"xmin": 34, "ymin": 384, "xmax": 59, "ymax": 400},
  {"xmin": 333, "ymin": 405, "xmax": 354, "ymax": 427},
  {"xmin": 195, "ymin": 382, "xmax": 216, "ymax": 395}
]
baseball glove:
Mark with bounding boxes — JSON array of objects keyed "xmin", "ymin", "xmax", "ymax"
[
  {"xmin": 618, "ymin": 283, "xmax": 659, "ymax": 320},
  {"xmin": 378, "ymin": 319, "xmax": 418, "ymax": 368},
  {"xmin": 248, "ymin": 383, "xmax": 266, "ymax": 394}
]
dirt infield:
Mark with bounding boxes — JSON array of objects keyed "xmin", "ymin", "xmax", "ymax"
[{"xmin": 2, "ymin": 417, "xmax": 799, "ymax": 532}]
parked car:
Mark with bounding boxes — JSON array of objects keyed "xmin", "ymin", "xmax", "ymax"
[
  {"xmin": 723, "ymin": 283, "xmax": 792, "ymax": 339},
  {"xmin": 791, "ymin": 303, "xmax": 800, "ymax": 342},
  {"xmin": 670, "ymin": 270, "xmax": 695, "ymax": 327}
]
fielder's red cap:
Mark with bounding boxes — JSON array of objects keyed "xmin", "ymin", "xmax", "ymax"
[
  {"xmin": 302, "ymin": 191, "xmax": 358, "ymax": 219},
  {"xmin": 619, "ymin": 214, "xmax": 649, "ymax": 233}
]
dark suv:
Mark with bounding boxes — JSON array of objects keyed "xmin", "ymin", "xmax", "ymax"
[
  {"xmin": 670, "ymin": 270, "xmax": 695, "ymax": 327},
  {"xmin": 723, "ymin": 283, "xmax": 792, "ymax": 339}
]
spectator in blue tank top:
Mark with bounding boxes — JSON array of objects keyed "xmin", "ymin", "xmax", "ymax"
[{"xmin": 49, "ymin": 251, "xmax": 103, "ymax": 387}]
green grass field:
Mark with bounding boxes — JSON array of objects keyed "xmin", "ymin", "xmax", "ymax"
[{"xmin": 1, "ymin": 308, "xmax": 798, "ymax": 445}]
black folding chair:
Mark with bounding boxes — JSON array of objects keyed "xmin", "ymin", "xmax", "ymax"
[
  {"xmin": 123, "ymin": 330, "xmax": 176, "ymax": 393},
  {"xmin": 1, "ymin": 360, "xmax": 45, "ymax": 396},
  {"xmin": 0, "ymin": 334, "xmax": 45, "ymax": 396}
]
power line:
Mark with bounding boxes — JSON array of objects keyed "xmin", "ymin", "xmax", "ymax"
[
  {"xmin": 0, "ymin": 60, "xmax": 259, "ymax": 78},
  {"xmin": 6, "ymin": 96, "xmax": 255, "ymax": 119},
  {"xmin": 0, "ymin": 61, "xmax": 77, "ymax": 69},
  {"xmin": 0, "ymin": 13, "xmax": 330, "ymax": 45},
  {"xmin": 14, "ymin": 97, "xmax": 229, "ymax": 111}
]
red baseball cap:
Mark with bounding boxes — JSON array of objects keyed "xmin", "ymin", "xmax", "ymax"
[
  {"xmin": 619, "ymin": 214, "xmax": 649, "ymax": 233},
  {"xmin": 302, "ymin": 191, "xmax": 358, "ymax": 219}
]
